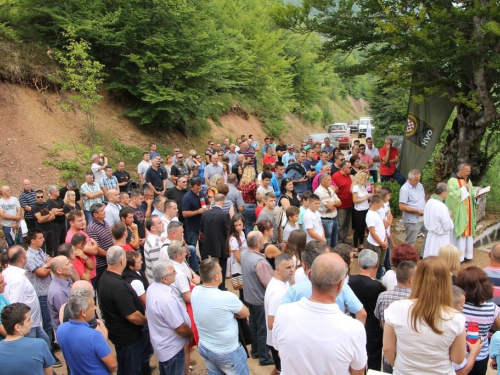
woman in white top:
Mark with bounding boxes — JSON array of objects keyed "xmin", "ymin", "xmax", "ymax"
[
  {"xmin": 384, "ymin": 256, "xmax": 466, "ymax": 374},
  {"xmin": 227, "ymin": 214, "xmax": 247, "ymax": 301},
  {"xmin": 351, "ymin": 171, "xmax": 372, "ymax": 252},
  {"xmin": 381, "ymin": 243, "xmax": 419, "ymax": 291}
]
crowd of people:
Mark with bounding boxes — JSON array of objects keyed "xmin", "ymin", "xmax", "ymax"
[{"xmin": 0, "ymin": 132, "xmax": 497, "ymax": 375}]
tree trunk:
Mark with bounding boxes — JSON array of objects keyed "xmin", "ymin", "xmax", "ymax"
[{"xmin": 437, "ymin": 103, "xmax": 488, "ymax": 184}]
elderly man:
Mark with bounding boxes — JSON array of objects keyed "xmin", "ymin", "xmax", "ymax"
[
  {"xmin": 91, "ymin": 153, "xmax": 108, "ymax": 183},
  {"xmin": 151, "ymin": 195, "xmax": 167, "ymax": 218},
  {"xmin": 446, "ymin": 163, "xmax": 476, "ymax": 262},
  {"xmin": 348, "ymin": 250, "xmax": 386, "ymax": 371},
  {"xmin": 80, "ymin": 172, "xmax": 104, "ymax": 224},
  {"xmin": 98, "ymin": 246, "xmax": 147, "ymax": 375},
  {"xmin": 315, "ymin": 174, "xmax": 341, "ymax": 248},
  {"xmin": 20, "ymin": 179, "xmax": 38, "ymax": 230},
  {"xmin": 241, "ymin": 231, "xmax": 274, "ymax": 366},
  {"xmin": 47, "ymin": 256, "xmax": 74, "ymax": 330},
  {"xmin": 147, "ymin": 261, "xmax": 193, "ymax": 375},
  {"xmin": 160, "ymin": 221, "xmax": 200, "ymax": 277},
  {"xmin": 57, "ymin": 289, "xmax": 117, "ymax": 374},
  {"xmin": 264, "ymin": 254, "xmax": 295, "ymax": 375},
  {"xmin": 379, "ymin": 137, "xmax": 405, "ymax": 185},
  {"xmin": 192, "ymin": 258, "xmax": 250, "ymax": 375},
  {"xmin": 423, "ymin": 183, "xmax": 454, "ymax": 258},
  {"xmin": 0, "ymin": 186, "xmax": 23, "ymax": 247},
  {"xmin": 143, "ymin": 215, "xmax": 165, "ymax": 284},
  {"xmin": 146, "ymin": 155, "xmax": 167, "ymax": 196},
  {"xmin": 226, "ymin": 174, "xmax": 244, "ymax": 212},
  {"xmin": 225, "ymin": 144, "xmax": 239, "ymax": 167},
  {"xmin": 104, "ymin": 189, "xmax": 122, "ymax": 226},
  {"xmin": 399, "ymin": 169, "xmax": 427, "ymax": 257},
  {"xmin": 113, "ymin": 161, "xmax": 131, "ymax": 193},
  {"xmin": 273, "ymin": 253, "xmax": 367, "ymax": 374},
  {"xmin": 332, "ymin": 161, "xmax": 353, "ymax": 244},
  {"xmin": 204, "ymin": 155, "xmax": 224, "ymax": 185}
]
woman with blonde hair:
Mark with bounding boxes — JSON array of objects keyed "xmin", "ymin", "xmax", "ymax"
[
  {"xmin": 63, "ymin": 190, "xmax": 81, "ymax": 229},
  {"xmin": 383, "ymin": 256, "xmax": 466, "ymax": 374},
  {"xmin": 238, "ymin": 166, "xmax": 257, "ymax": 234},
  {"xmin": 351, "ymin": 171, "xmax": 372, "ymax": 252},
  {"xmin": 438, "ymin": 244, "xmax": 461, "ymax": 284},
  {"xmin": 209, "ymin": 173, "xmax": 224, "ymax": 192}
]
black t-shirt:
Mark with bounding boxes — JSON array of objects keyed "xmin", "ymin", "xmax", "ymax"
[
  {"xmin": 31, "ymin": 202, "xmax": 53, "ymax": 229},
  {"xmin": 145, "ymin": 166, "xmax": 166, "ymax": 190},
  {"xmin": 128, "ymin": 205, "xmax": 146, "ymax": 239},
  {"xmin": 348, "ymin": 275, "xmax": 385, "ymax": 332},
  {"xmin": 97, "ymin": 270, "xmax": 144, "ymax": 345},
  {"xmin": 59, "ymin": 186, "xmax": 81, "ymax": 202},
  {"xmin": 113, "ymin": 171, "xmax": 131, "ymax": 193},
  {"xmin": 331, "ymin": 165, "xmax": 341, "ymax": 175},
  {"xmin": 47, "ymin": 197, "xmax": 66, "ymax": 224},
  {"xmin": 279, "ymin": 192, "xmax": 300, "ymax": 208},
  {"xmin": 276, "ymin": 144, "xmax": 287, "ymax": 162},
  {"xmin": 166, "ymin": 188, "xmax": 187, "ymax": 223}
]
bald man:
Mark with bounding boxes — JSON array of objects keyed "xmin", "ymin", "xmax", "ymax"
[
  {"xmin": 0, "ymin": 185, "xmax": 23, "ymax": 247},
  {"xmin": 47, "ymin": 256, "xmax": 74, "ymax": 330},
  {"xmin": 20, "ymin": 179, "xmax": 38, "ymax": 230},
  {"xmin": 273, "ymin": 253, "xmax": 367, "ymax": 374},
  {"xmin": 104, "ymin": 189, "xmax": 121, "ymax": 227}
]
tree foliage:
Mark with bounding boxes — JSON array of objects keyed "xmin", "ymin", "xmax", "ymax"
[{"xmin": 273, "ymin": 0, "xmax": 500, "ymax": 182}]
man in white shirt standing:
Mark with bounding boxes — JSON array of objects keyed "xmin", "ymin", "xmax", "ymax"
[
  {"xmin": 365, "ymin": 137, "xmax": 380, "ymax": 183},
  {"xmin": 91, "ymin": 153, "xmax": 108, "ymax": 184},
  {"xmin": 104, "ymin": 189, "xmax": 121, "ymax": 227},
  {"xmin": 192, "ymin": 258, "xmax": 250, "ymax": 375},
  {"xmin": 302, "ymin": 194, "xmax": 326, "ymax": 244},
  {"xmin": 264, "ymin": 253, "xmax": 295, "ymax": 375},
  {"xmin": 137, "ymin": 152, "xmax": 152, "ymax": 188},
  {"xmin": 0, "ymin": 185, "xmax": 23, "ymax": 247},
  {"xmin": 273, "ymin": 252, "xmax": 367, "ymax": 374},
  {"xmin": 143, "ymin": 215, "xmax": 165, "ymax": 284},
  {"xmin": 146, "ymin": 261, "xmax": 193, "ymax": 375}
]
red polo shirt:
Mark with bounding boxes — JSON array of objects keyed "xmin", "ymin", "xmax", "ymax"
[
  {"xmin": 379, "ymin": 147, "xmax": 399, "ymax": 176},
  {"xmin": 332, "ymin": 171, "xmax": 353, "ymax": 209}
]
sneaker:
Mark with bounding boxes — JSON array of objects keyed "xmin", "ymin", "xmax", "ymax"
[{"xmin": 53, "ymin": 358, "xmax": 62, "ymax": 368}]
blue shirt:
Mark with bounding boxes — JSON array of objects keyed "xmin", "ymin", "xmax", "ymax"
[
  {"xmin": 0, "ymin": 295, "xmax": 10, "ymax": 341},
  {"xmin": 0, "ymin": 336, "xmax": 54, "ymax": 374},
  {"xmin": 281, "ymin": 278, "xmax": 363, "ymax": 314},
  {"xmin": 57, "ymin": 320, "xmax": 112, "ymax": 375}
]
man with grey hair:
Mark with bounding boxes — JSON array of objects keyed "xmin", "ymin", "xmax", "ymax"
[
  {"xmin": 348, "ymin": 249, "xmax": 385, "ymax": 371},
  {"xmin": 47, "ymin": 256, "xmax": 74, "ymax": 330},
  {"xmin": 98, "ymin": 246, "xmax": 147, "ymax": 375},
  {"xmin": 226, "ymin": 174, "xmax": 244, "ymax": 212},
  {"xmin": 47, "ymin": 184, "xmax": 66, "ymax": 251},
  {"xmin": 446, "ymin": 162, "xmax": 476, "ymax": 261},
  {"xmin": 274, "ymin": 253, "xmax": 367, "ymax": 374},
  {"xmin": 423, "ymin": 182, "xmax": 454, "ymax": 258},
  {"xmin": 167, "ymin": 240, "xmax": 193, "ymax": 309},
  {"xmin": 241, "ymin": 231, "xmax": 274, "ymax": 366},
  {"xmin": 147, "ymin": 261, "xmax": 193, "ymax": 375},
  {"xmin": 57, "ymin": 289, "xmax": 117, "ymax": 374},
  {"xmin": 399, "ymin": 169, "xmax": 427, "ymax": 256},
  {"xmin": 192, "ymin": 258, "xmax": 250, "ymax": 375}
]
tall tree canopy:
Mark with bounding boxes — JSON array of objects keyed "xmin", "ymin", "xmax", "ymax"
[{"xmin": 274, "ymin": 0, "xmax": 500, "ymax": 182}]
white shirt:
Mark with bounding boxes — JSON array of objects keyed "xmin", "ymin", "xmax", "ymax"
[
  {"xmin": 171, "ymin": 261, "xmax": 191, "ymax": 308},
  {"xmin": 385, "ymin": 299, "xmax": 465, "ymax": 375},
  {"xmin": 137, "ymin": 160, "xmax": 151, "ymax": 180},
  {"xmin": 366, "ymin": 209, "xmax": 386, "ymax": 246},
  {"xmin": 365, "ymin": 145, "xmax": 379, "ymax": 171},
  {"xmin": 146, "ymin": 282, "xmax": 190, "ymax": 362},
  {"xmin": 273, "ymin": 298, "xmax": 367, "ymax": 375},
  {"xmin": 294, "ymin": 267, "xmax": 306, "ymax": 284},
  {"xmin": 381, "ymin": 270, "xmax": 397, "ymax": 291},
  {"xmin": 130, "ymin": 271, "xmax": 146, "ymax": 297},
  {"xmin": 104, "ymin": 203, "xmax": 121, "ymax": 227},
  {"xmin": 91, "ymin": 163, "xmax": 106, "ymax": 184},
  {"xmin": 314, "ymin": 185, "xmax": 339, "ymax": 219},
  {"xmin": 302, "ymin": 209, "xmax": 324, "ymax": 243},
  {"xmin": 3, "ymin": 265, "xmax": 42, "ymax": 326},
  {"xmin": 352, "ymin": 185, "xmax": 370, "ymax": 211},
  {"xmin": 0, "ymin": 196, "xmax": 20, "ymax": 227},
  {"xmin": 160, "ymin": 216, "xmax": 178, "ymax": 238},
  {"xmin": 264, "ymin": 277, "xmax": 290, "ymax": 346}
]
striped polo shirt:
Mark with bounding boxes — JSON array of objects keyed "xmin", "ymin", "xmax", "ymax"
[
  {"xmin": 86, "ymin": 220, "xmax": 113, "ymax": 268},
  {"xmin": 462, "ymin": 301, "xmax": 499, "ymax": 360}
]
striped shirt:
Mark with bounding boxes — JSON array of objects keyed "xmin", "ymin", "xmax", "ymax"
[
  {"xmin": 144, "ymin": 233, "xmax": 163, "ymax": 284},
  {"xmin": 99, "ymin": 176, "xmax": 119, "ymax": 201},
  {"xmin": 374, "ymin": 286, "xmax": 411, "ymax": 325},
  {"xmin": 86, "ymin": 220, "xmax": 113, "ymax": 268},
  {"xmin": 462, "ymin": 301, "xmax": 499, "ymax": 360},
  {"xmin": 483, "ymin": 266, "xmax": 500, "ymax": 306},
  {"xmin": 19, "ymin": 189, "xmax": 37, "ymax": 220},
  {"xmin": 80, "ymin": 182, "xmax": 103, "ymax": 211},
  {"xmin": 25, "ymin": 247, "xmax": 51, "ymax": 297}
]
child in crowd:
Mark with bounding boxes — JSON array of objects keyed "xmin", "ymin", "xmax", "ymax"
[
  {"xmin": 255, "ymin": 191, "xmax": 266, "ymax": 219},
  {"xmin": 298, "ymin": 191, "xmax": 312, "ymax": 231},
  {"xmin": 365, "ymin": 194, "xmax": 387, "ymax": 279},
  {"xmin": 283, "ymin": 206, "xmax": 300, "ymax": 242}
]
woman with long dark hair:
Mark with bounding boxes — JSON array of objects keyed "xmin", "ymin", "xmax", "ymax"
[{"xmin": 227, "ymin": 214, "xmax": 247, "ymax": 300}]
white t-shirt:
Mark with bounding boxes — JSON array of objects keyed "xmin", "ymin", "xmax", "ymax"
[
  {"xmin": 191, "ymin": 286, "xmax": 243, "ymax": 353},
  {"xmin": 273, "ymin": 298, "xmax": 367, "ymax": 374},
  {"xmin": 171, "ymin": 261, "xmax": 191, "ymax": 308},
  {"xmin": 385, "ymin": 299, "xmax": 465, "ymax": 375},
  {"xmin": 257, "ymin": 185, "xmax": 274, "ymax": 196},
  {"xmin": 264, "ymin": 277, "xmax": 290, "ymax": 346},
  {"xmin": 294, "ymin": 267, "xmax": 306, "ymax": 284},
  {"xmin": 366, "ymin": 209, "xmax": 385, "ymax": 246},
  {"xmin": 352, "ymin": 185, "xmax": 370, "ymax": 211},
  {"xmin": 91, "ymin": 163, "xmax": 106, "ymax": 184},
  {"xmin": 0, "ymin": 196, "xmax": 20, "ymax": 226},
  {"xmin": 130, "ymin": 271, "xmax": 146, "ymax": 297},
  {"xmin": 303, "ymin": 209, "xmax": 324, "ymax": 243},
  {"xmin": 229, "ymin": 233, "xmax": 247, "ymax": 275},
  {"xmin": 378, "ymin": 202, "xmax": 391, "ymax": 236},
  {"xmin": 381, "ymin": 270, "xmax": 397, "ymax": 291},
  {"xmin": 283, "ymin": 222, "xmax": 299, "ymax": 242},
  {"xmin": 137, "ymin": 160, "xmax": 151, "ymax": 180}
]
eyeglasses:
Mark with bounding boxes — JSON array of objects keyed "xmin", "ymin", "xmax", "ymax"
[
  {"xmin": 178, "ymin": 156, "xmax": 184, "ymax": 159},
  {"xmin": 339, "ymin": 158, "xmax": 345, "ymax": 161},
  {"xmin": 36, "ymin": 196, "xmax": 44, "ymax": 199}
]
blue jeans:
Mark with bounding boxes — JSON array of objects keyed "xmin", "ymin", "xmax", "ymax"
[
  {"xmin": 242, "ymin": 203, "xmax": 256, "ymax": 235},
  {"xmin": 380, "ymin": 171, "xmax": 406, "ymax": 186},
  {"xmin": 142, "ymin": 326, "xmax": 154, "ymax": 375},
  {"xmin": 187, "ymin": 245, "xmax": 199, "ymax": 272},
  {"xmin": 185, "ymin": 231, "xmax": 203, "ymax": 260},
  {"xmin": 159, "ymin": 347, "xmax": 185, "ymax": 375},
  {"xmin": 115, "ymin": 336, "xmax": 144, "ymax": 375},
  {"xmin": 38, "ymin": 296, "xmax": 53, "ymax": 350},
  {"xmin": 83, "ymin": 210, "xmax": 93, "ymax": 225},
  {"xmin": 248, "ymin": 304, "xmax": 272, "ymax": 364},
  {"xmin": 2, "ymin": 226, "xmax": 23, "ymax": 247},
  {"xmin": 198, "ymin": 343, "xmax": 249, "ymax": 375},
  {"xmin": 321, "ymin": 218, "xmax": 338, "ymax": 249}
]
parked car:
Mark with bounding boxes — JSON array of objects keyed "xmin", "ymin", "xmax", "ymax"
[
  {"xmin": 330, "ymin": 130, "xmax": 351, "ymax": 150},
  {"xmin": 327, "ymin": 122, "xmax": 350, "ymax": 134},
  {"xmin": 358, "ymin": 117, "xmax": 374, "ymax": 137},
  {"xmin": 348, "ymin": 120, "xmax": 359, "ymax": 133},
  {"xmin": 301, "ymin": 133, "xmax": 339, "ymax": 148}
]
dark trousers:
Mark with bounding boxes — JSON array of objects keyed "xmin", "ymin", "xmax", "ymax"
[
  {"xmin": 380, "ymin": 171, "xmax": 406, "ymax": 186},
  {"xmin": 366, "ymin": 324, "xmax": 383, "ymax": 371},
  {"xmin": 369, "ymin": 170, "xmax": 378, "ymax": 183},
  {"xmin": 115, "ymin": 336, "xmax": 144, "ymax": 375},
  {"xmin": 248, "ymin": 303, "xmax": 272, "ymax": 364},
  {"xmin": 186, "ymin": 231, "xmax": 204, "ymax": 260},
  {"xmin": 159, "ymin": 348, "xmax": 184, "ymax": 375},
  {"xmin": 52, "ymin": 222, "xmax": 66, "ymax": 255},
  {"xmin": 142, "ymin": 326, "xmax": 154, "ymax": 375},
  {"xmin": 95, "ymin": 266, "xmax": 107, "ymax": 295},
  {"xmin": 38, "ymin": 296, "xmax": 53, "ymax": 351},
  {"xmin": 467, "ymin": 356, "xmax": 489, "ymax": 375},
  {"xmin": 25, "ymin": 218, "xmax": 36, "ymax": 231},
  {"xmin": 352, "ymin": 209, "xmax": 368, "ymax": 248},
  {"xmin": 218, "ymin": 257, "xmax": 228, "ymax": 291},
  {"xmin": 40, "ymin": 227, "xmax": 55, "ymax": 256}
]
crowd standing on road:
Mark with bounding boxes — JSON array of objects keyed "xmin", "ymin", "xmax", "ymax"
[{"xmin": 0, "ymin": 133, "xmax": 495, "ymax": 375}]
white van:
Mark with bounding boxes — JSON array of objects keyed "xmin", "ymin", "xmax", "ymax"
[{"xmin": 358, "ymin": 116, "xmax": 373, "ymax": 137}]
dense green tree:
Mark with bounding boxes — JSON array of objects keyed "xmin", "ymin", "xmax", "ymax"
[{"xmin": 274, "ymin": 0, "xmax": 500, "ymax": 182}]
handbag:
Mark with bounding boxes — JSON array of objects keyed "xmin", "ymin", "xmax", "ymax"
[{"xmin": 230, "ymin": 260, "xmax": 243, "ymax": 290}]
